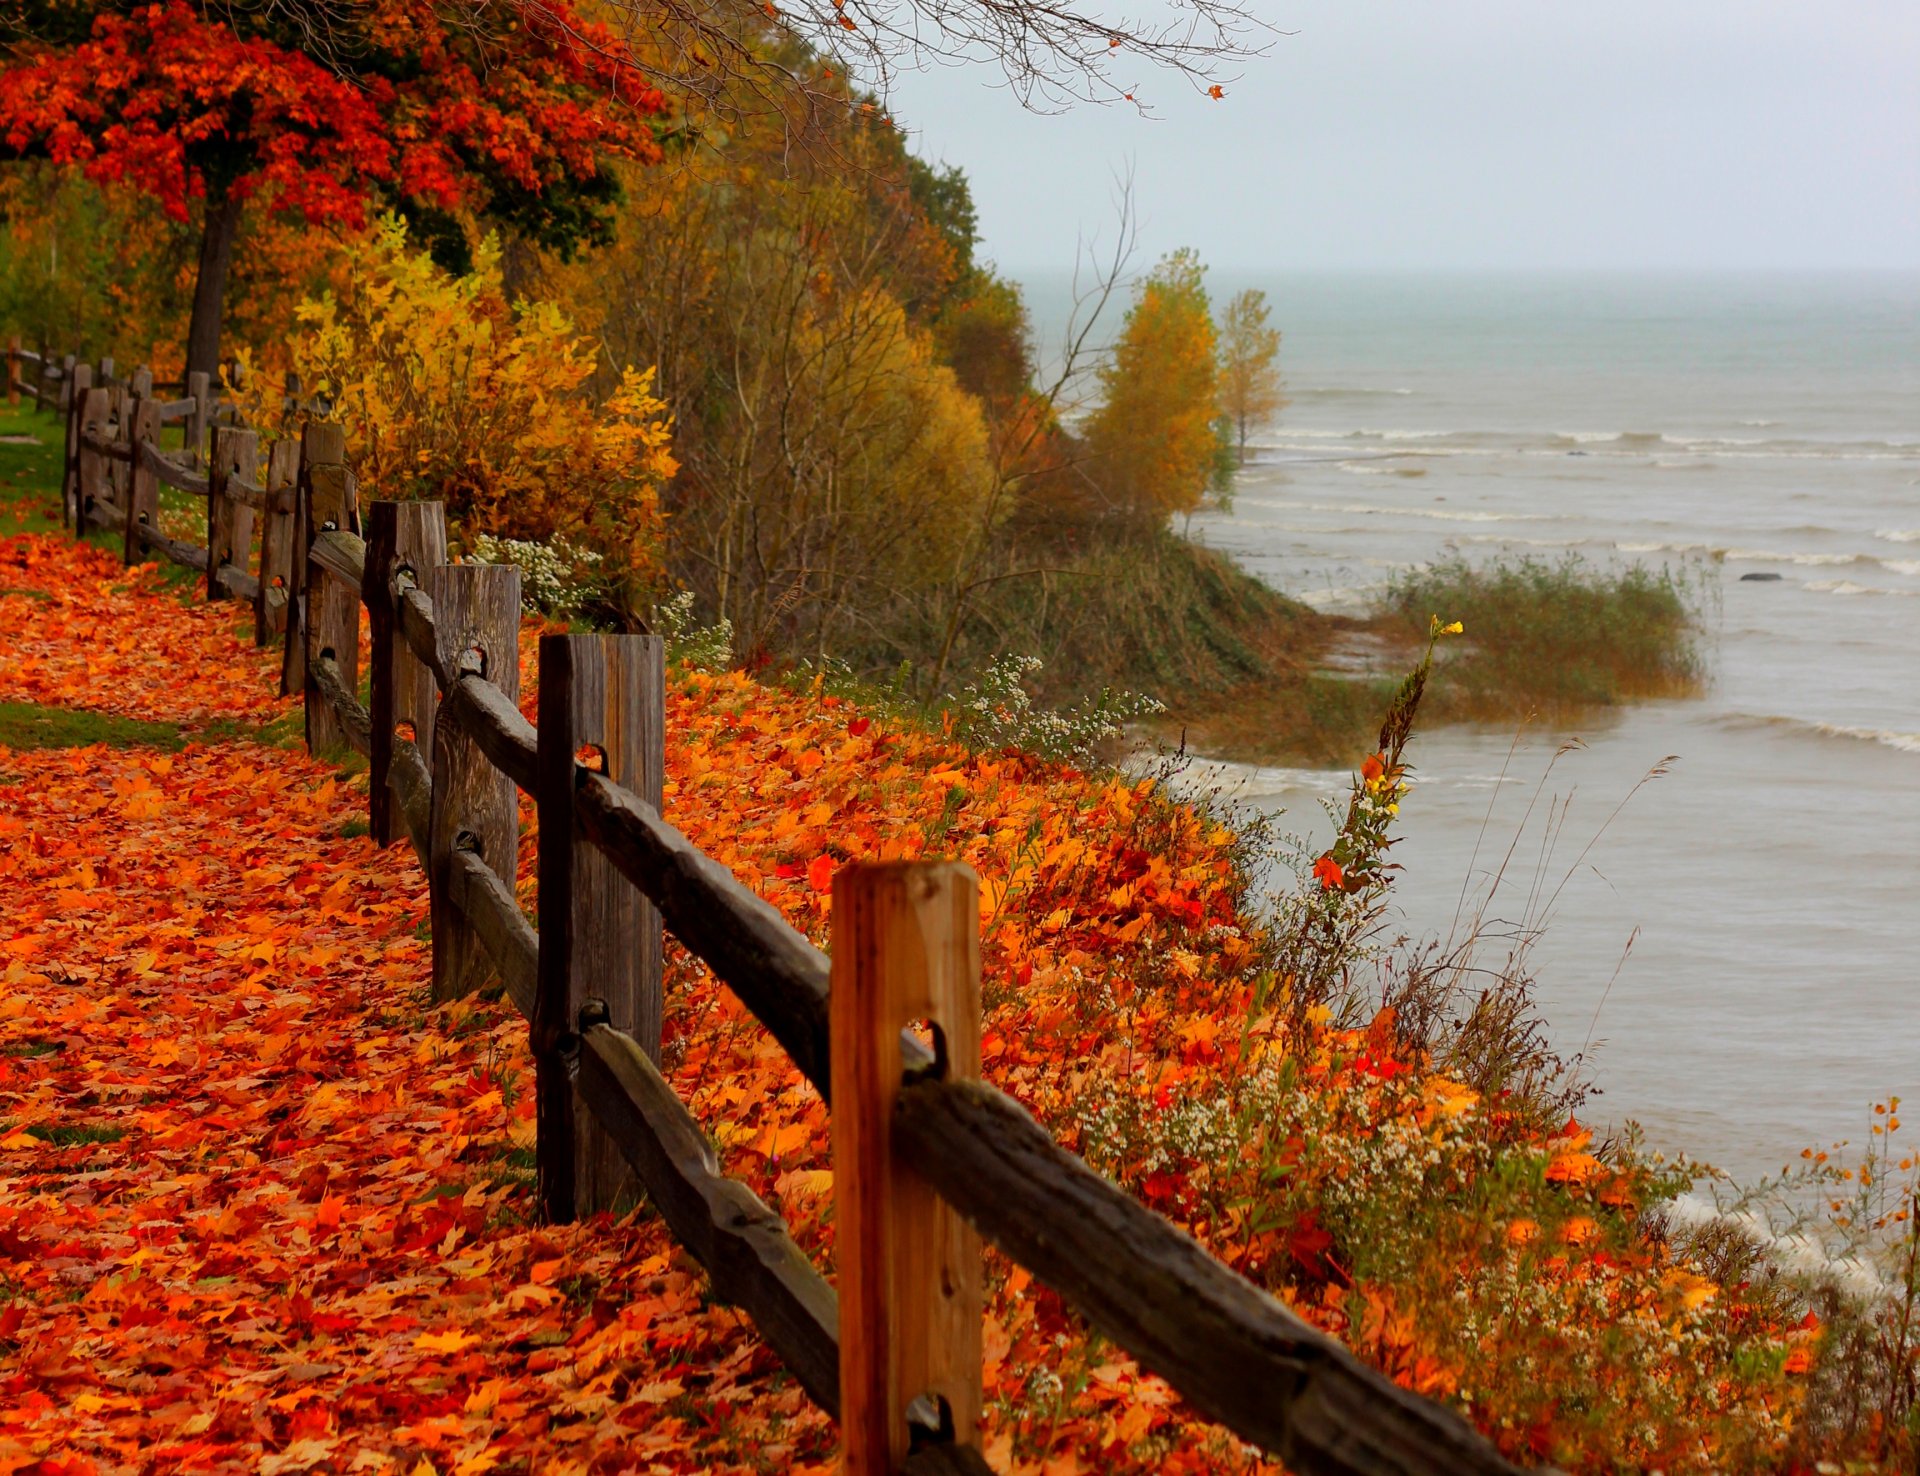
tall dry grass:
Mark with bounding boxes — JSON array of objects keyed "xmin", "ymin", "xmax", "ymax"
[{"xmin": 1383, "ymin": 554, "xmax": 1705, "ymax": 722}]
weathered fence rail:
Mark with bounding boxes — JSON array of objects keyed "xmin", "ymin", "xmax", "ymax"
[{"xmin": 13, "ymin": 345, "xmax": 1533, "ymax": 1476}]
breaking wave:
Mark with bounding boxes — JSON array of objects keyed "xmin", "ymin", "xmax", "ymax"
[
  {"xmin": 1804, "ymin": 579, "xmax": 1920, "ymax": 598},
  {"xmin": 1722, "ymin": 714, "xmax": 1920, "ymax": 755}
]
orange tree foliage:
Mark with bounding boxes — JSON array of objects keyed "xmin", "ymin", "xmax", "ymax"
[
  {"xmin": 0, "ymin": 514, "xmax": 1833, "ymax": 1468},
  {"xmin": 0, "ymin": 0, "xmax": 665, "ymax": 377}
]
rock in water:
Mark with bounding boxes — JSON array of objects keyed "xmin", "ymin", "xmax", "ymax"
[{"xmin": 1739, "ymin": 572, "xmax": 1785, "ymax": 582}]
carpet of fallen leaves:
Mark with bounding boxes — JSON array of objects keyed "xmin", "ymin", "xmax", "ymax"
[
  {"xmin": 0, "ymin": 531, "xmax": 1283, "ymax": 1474},
  {"xmin": 0, "ymin": 525, "xmax": 1815, "ymax": 1474}
]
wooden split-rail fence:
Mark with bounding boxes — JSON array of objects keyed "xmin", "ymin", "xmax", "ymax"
[{"xmin": 6, "ymin": 342, "xmax": 1531, "ymax": 1476}]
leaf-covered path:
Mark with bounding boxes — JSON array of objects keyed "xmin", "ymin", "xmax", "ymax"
[
  {"xmin": 0, "ymin": 534, "xmax": 832, "ymax": 1474},
  {"xmin": 0, "ymin": 514, "xmax": 1278, "ymax": 1476}
]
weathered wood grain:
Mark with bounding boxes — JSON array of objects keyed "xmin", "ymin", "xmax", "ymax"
[
  {"xmin": 283, "ymin": 422, "xmax": 348, "ymax": 701},
  {"xmin": 446, "ymin": 849, "xmax": 537, "ymax": 1019},
  {"xmin": 84, "ymin": 497, "xmax": 125, "ymax": 530},
  {"xmin": 300, "ymin": 425, "xmax": 359, "ymax": 752},
  {"xmin": 134, "ymin": 439, "xmax": 209, "ymax": 496},
  {"xmin": 132, "ymin": 523, "xmax": 211, "ymax": 573},
  {"xmin": 216, "ymin": 565, "xmax": 261, "ymax": 602},
  {"xmin": 535, "ymin": 634, "xmax": 666, "ymax": 1219},
  {"xmin": 309, "ymin": 528, "xmax": 366, "ymax": 590},
  {"xmin": 78, "ymin": 431, "xmax": 132, "ymax": 462},
  {"xmin": 388, "ymin": 736, "xmax": 433, "ymax": 865},
  {"xmin": 184, "ymin": 370, "xmax": 210, "ymax": 466},
  {"xmin": 576, "ymin": 1020, "xmax": 841, "ymax": 1413},
  {"xmin": 63, "ymin": 369, "xmax": 94, "ymax": 531},
  {"xmin": 121, "ymin": 397, "xmax": 161, "ymax": 567},
  {"xmin": 894, "ymin": 1078, "xmax": 1529, "ymax": 1476},
  {"xmin": 310, "ymin": 654, "xmax": 373, "ymax": 758},
  {"xmin": 207, "ymin": 429, "xmax": 256, "ymax": 604},
  {"xmin": 256, "ymin": 438, "xmax": 298, "ymax": 648},
  {"xmin": 365, "ymin": 503, "xmax": 447, "ymax": 848},
  {"xmin": 832, "ymin": 864, "xmax": 984, "ymax": 1474},
  {"xmin": 221, "ymin": 473, "xmax": 291, "ymax": 514},
  {"xmin": 104, "ymin": 385, "xmax": 130, "ymax": 510},
  {"xmin": 397, "ymin": 584, "xmax": 448, "ymax": 691},
  {"xmin": 437, "ymin": 676, "xmax": 538, "ymax": 795},
  {"xmin": 428, "ymin": 564, "xmax": 521, "ymax": 1004}
]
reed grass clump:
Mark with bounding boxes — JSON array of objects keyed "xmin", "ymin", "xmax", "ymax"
[{"xmin": 1383, "ymin": 554, "xmax": 1704, "ymax": 721}]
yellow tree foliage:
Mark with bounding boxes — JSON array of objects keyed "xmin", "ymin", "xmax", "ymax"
[
  {"xmin": 1084, "ymin": 249, "xmax": 1222, "ymax": 528},
  {"xmin": 1217, "ymin": 287, "xmax": 1285, "ymax": 462},
  {"xmin": 546, "ymin": 150, "xmax": 997, "ymax": 660},
  {"xmin": 238, "ymin": 215, "xmax": 675, "ymax": 605}
]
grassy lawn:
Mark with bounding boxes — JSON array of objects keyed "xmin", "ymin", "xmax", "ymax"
[
  {"xmin": 0, "ymin": 700, "xmax": 188, "ymax": 752},
  {"xmin": 0, "ymin": 402, "xmax": 66, "ymax": 535}
]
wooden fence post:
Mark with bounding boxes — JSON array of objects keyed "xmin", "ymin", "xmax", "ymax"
[
  {"xmin": 289, "ymin": 422, "xmax": 360, "ymax": 745},
  {"xmin": 257, "ymin": 438, "xmax": 298, "ymax": 647},
  {"xmin": 74, "ymin": 387, "xmax": 109, "ymax": 533},
  {"xmin": 185, "ymin": 370, "xmax": 211, "ymax": 467},
  {"xmin": 128, "ymin": 365, "xmax": 153, "ymax": 400},
  {"xmin": 365, "ymin": 501, "xmax": 447, "ymax": 846},
  {"xmin": 98, "ymin": 356, "xmax": 114, "ymax": 388},
  {"xmin": 58, "ymin": 355, "xmax": 74, "ymax": 413},
  {"xmin": 535, "ymin": 632, "xmax": 666, "ymax": 1222},
  {"xmin": 208, "ymin": 428, "xmax": 257, "ymax": 602},
  {"xmin": 429, "ymin": 564, "xmax": 523, "ymax": 1001},
  {"xmin": 121, "ymin": 396, "xmax": 160, "ymax": 566},
  {"xmin": 61, "ymin": 364, "xmax": 92, "ymax": 529},
  {"xmin": 6, "ymin": 339, "xmax": 17, "ymax": 405},
  {"xmin": 280, "ymin": 433, "xmax": 313, "ymax": 696},
  {"xmin": 103, "ymin": 382, "xmax": 129, "ymax": 511},
  {"xmin": 282, "ymin": 422, "xmax": 340, "ymax": 698},
  {"xmin": 832, "ymin": 862, "xmax": 985, "ymax": 1474}
]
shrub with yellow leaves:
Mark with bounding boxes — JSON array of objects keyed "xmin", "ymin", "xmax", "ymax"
[{"xmin": 234, "ymin": 215, "xmax": 676, "ymax": 615}]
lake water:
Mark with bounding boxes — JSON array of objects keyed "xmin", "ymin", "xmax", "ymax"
[{"xmin": 1028, "ymin": 271, "xmax": 1920, "ymax": 1184}]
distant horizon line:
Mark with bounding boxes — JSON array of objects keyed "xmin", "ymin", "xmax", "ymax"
[{"xmin": 991, "ymin": 262, "xmax": 1920, "ymax": 280}]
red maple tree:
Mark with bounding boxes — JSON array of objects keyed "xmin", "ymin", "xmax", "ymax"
[{"xmin": 0, "ymin": 0, "xmax": 664, "ymax": 379}]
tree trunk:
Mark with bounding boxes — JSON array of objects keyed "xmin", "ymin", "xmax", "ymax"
[{"xmin": 186, "ymin": 184, "xmax": 243, "ymax": 387}]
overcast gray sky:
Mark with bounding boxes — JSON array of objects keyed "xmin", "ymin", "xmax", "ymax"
[{"xmin": 884, "ymin": 0, "xmax": 1920, "ymax": 274}]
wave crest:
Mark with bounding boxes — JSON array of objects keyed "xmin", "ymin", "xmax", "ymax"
[{"xmin": 1722, "ymin": 714, "xmax": 1920, "ymax": 755}]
